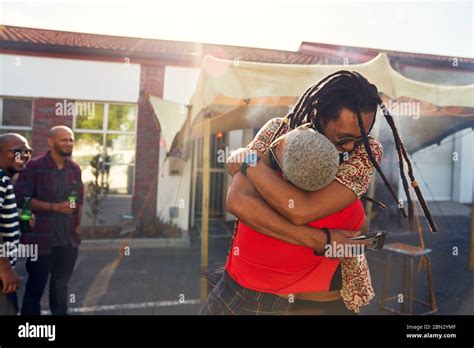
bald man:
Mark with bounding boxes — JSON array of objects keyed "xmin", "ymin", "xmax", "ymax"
[
  {"xmin": 15, "ymin": 126, "xmax": 84, "ymax": 315},
  {"xmin": 0, "ymin": 133, "xmax": 32, "ymax": 315}
]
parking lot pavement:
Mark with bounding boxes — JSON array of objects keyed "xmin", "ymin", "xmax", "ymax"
[
  {"xmin": 14, "ymin": 236, "xmax": 230, "ymax": 315},
  {"xmin": 13, "ymin": 211, "xmax": 474, "ymax": 315},
  {"xmin": 362, "ymin": 214, "xmax": 474, "ymax": 315}
]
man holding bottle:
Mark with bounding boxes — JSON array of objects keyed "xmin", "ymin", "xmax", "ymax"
[{"xmin": 15, "ymin": 126, "xmax": 84, "ymax": 315}]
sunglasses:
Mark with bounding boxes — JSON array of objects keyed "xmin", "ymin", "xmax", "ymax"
[
  {"xmin": 296, "ymin": 123, "xmax": 317, "ymax": 131},
  {"xmin": 334, "ymin": 136, "xmax": 364, "ymax": 147},
  {"xmin": 299, "ymin": 121, "xmax": 367, "ymax": 148},
  {"xmin": 9, "ymin": 147, "xmax": 33, "ymax": 162},
  {"xmin": 9, "ymin": 147, "xmax": 33, "ymax": 155},
  {"xmin": 268, "ymin": 138, "xmax": 283, "ymax": 172}
]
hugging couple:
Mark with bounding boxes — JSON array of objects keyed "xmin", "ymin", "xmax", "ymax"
[{"xmin": 199, "ymin": 70, "xmax": 433, "ymax": 315}]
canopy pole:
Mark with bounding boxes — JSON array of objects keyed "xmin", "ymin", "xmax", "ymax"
[
  {"xmin": 200, "ymin": 113, "xmax": 211, "ymax": 302},
  {"xmin": 468, "ymin": 201, "xmax": 474, "ymax": 271}
]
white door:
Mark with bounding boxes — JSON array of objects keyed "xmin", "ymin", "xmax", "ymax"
[{"xmin": 399, "ymin": 135, "xmax": 454, "ymax": 202}]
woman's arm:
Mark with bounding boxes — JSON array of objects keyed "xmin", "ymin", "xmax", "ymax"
[
  {"xmin": 227, "ymin": 173, "xmax": 368, "ymax": 251},
  {"xmin": 227, "ymin": 172, "xmax": 327, "ymax": 251},
  {"xmin": 244, "ymin": 159, "xmax": 357, "ymax": 225}
]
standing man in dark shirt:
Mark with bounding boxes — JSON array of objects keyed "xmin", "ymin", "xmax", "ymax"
[
  {"xmin": 0, "ymin": 133, "xmax": 33, "ymax": 315},
  {"xmin": 15, "ymin": 126, "xmax": 84, "ymax": 315}
]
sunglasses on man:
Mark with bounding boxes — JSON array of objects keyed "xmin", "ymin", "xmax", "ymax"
[
  {"xmin": 6, "ymin": 147, "xmax": 33, "ymax": 163},
  {"xmin": 8, "ymin": 147, "xmax": 33, "ymax": 156},
  {"xmin": 334, "ymin": 136, "xmax": 364, "ymax": 147},
  {"xmin": 268, "ymin": 138, "xmax": 283, "ymax": 172},
  {"xmin": 268, "ymin": 122, "xmax": 366, "ymax": 170},
  {"xmin": 298, "ymin": 122, "xmax": 365, "ymax": 147}
]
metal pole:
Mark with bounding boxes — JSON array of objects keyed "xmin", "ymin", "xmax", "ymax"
[
  {"xmin": 468, "ymin": 199, "xmax": 474, "ymax": 271},
  {"xmin": 200, "ymin": 114, "xmax": 211, "ymax": 302}
]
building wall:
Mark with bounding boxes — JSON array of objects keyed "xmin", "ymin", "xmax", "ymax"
[
  {"xmin": 156, "ymin": 149, "xmax": 193, "ymax": 230},
  {"xmin": 399, "ymin": 129, "xmax": 473, "ymax": 204},
  {"xmin": 452, "ymin": 129, "xmax": 473, "ymax": 204},
  {"xmin": 400, "ymin": 134, "xmax": 455, "ymax": 202},
  {"xmin": 0, "ymin": 53, "xmax": 143, "ymax": 227},
  {"xmin": 133, "ymin": 65, "xmax": 164, "ymax": 227},
  {"xmin": 0, "ymin": 53, "xmax": 140, "ymax": 102},
  {"xmin": 156, "ymin": 66, "xmax": 200, "ymax": 230},
  {"xmin": 31, "ymin": 97, "xmax": 74, "ymax": 155}
]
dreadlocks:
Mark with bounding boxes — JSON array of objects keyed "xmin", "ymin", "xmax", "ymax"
[{"xmin": 271, "ymin": 70, "xmax": 437, "ymax": 233}]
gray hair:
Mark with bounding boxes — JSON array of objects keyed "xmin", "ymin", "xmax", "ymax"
[{"xmin": 280, "ymin": 128, "xmax": 339, "ymax": 191}]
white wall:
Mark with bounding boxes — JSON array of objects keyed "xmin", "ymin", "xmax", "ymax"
[
  {"xmin": 452, "ymin": 128, "xmax": 473, "ymax": 204},
  {"xmin": 399, "ymin": 135, "xmax": 455, "ymax": 202},
  {"xmin": 157, "ymin": 66, "xmax": 200, "ymax": 230},
  {"xmin": 162, "ymin": 66, "xmax": 201, "ymax": 104},
  {"xmin": 399, "ymin": 130, "xmax": 473, "ymax": 204},
  {"xmin": 0, "ymin": 54, "xmax": 140, "ymax": 102},
  {"xmin": 156, "ymin": 150, "xmax": 193, "ymax": 230}
]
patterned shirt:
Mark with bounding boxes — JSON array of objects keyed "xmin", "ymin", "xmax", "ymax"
[
  {"xmin": 247, "ymin": 117, "xmax": 384, "ymax": 197},
  {"xmin": 0, "ymin": 169, "xmax": 20, "ymax": 267}
]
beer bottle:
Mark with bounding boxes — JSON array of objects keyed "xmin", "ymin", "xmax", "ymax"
[
  {"xmin": 19, "ymin": 196, "xmax": 32, "ymax": 233},
  {"xmin": 68, "ymin": 181, "xmax": 78, "ymax": 209}
]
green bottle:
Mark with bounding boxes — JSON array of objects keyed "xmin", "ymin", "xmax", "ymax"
[
  {"xmin": 19, "ymin": 196, "xmax": 32, "ymax": 233},
  {"xmin": 68, "ymin": 181, "xmax": 78, "ymax": 209}
]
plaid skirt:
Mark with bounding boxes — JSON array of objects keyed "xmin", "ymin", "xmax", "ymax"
[{"xmin": 198, "ymin": 270, "xmax": 291, "ymax": 315}]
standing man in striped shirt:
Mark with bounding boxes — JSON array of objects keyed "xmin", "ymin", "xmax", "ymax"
[{"xmin": 0, "ymin": 133, "xmax": 33, "ymax": 315}]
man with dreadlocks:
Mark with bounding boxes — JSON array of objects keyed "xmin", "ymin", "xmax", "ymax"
[{"xmin": 199, "ymin": 71, "xmax": 436, "ymax": 315}]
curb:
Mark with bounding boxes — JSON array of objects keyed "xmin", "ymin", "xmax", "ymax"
[{"xmin": 79, "ymin": 232, "xmax": 191, "ymax": 250}]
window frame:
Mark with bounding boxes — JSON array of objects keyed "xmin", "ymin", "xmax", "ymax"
[
  {"xmin": 0, "ymin": 96, "xmax": 34, "ymax": 132},
  {"xmin": 73, "ymin": 101, "xmax": 138, "ymax": 197}
]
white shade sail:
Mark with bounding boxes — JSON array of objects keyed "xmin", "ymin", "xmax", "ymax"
[{"xmin": 149, "ymin": 52, "xmax": 474, "ymax": 155}]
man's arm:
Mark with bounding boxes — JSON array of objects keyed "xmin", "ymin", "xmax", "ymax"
[
  {"xmin": 227, "ymin": 173, "xmax": 369, "ymax": 251},
  {"xmin": 29, "ymin": 199, "xmax": 74, "ymax": 214},
  {"xmin": 0, "ymin": 192, "xmax": 19, "ymax": 294},
  {"xmin": 0, "ymin": 257, "xmax": 19, "ymax": 294},
  {"xmin": 0, "ymin": 236, "xmax": 19, "ymax": 294},
  {"xmin": 227, "ymin": 148, "xmax": 356, "ymax": 225},
  {"xmin": 76, "ymin": 171, "xmax": 84, "ymax": 230},
  {"xmin": 226, "ymin": 172, "xmax": 326, "ymax": 251},
  {"xmin": 76, "ymin": 204, "xmax": 83, "ymax": 233},
  {"xmin": 244, "ymin": 160, "xmax": 357, "ymax": 225}
]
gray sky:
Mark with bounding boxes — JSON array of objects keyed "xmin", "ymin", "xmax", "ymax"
[{"xmin": 1, "ymin": 0, "xmax": 472, "ymax": 58}]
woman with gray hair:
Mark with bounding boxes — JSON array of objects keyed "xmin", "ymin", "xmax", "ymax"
[{"xmin": 268, "ymin": 125, "xmax": 340, "ymax": 192}]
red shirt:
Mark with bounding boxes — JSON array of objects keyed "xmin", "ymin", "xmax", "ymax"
[{"xmin": 226, "ymin": 199, "xmax": 365, "ymax": 294}]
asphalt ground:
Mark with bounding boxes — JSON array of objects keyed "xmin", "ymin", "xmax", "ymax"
[{"xmin": 12, "ymin": 205, "xmax": 474, "ymax": 315}]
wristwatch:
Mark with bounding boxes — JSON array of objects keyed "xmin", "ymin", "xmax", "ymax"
[{"xmin": 240, "ymin": 153, "xmax": 260, "ymax": 176}]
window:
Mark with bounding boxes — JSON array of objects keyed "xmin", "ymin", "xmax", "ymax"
[
  {"xmin": 73, "ymin": 102, "xmax": 137, "ymax": 195},
  {"xmin": 0, "ymin": 97, "xmax": 33, "ymax": 141}
]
